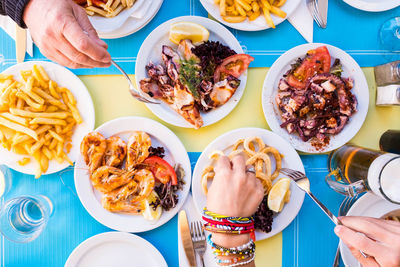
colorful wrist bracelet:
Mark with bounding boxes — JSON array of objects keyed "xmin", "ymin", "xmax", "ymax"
[
  {"xmin": 216, "ymin": 253, "xmax": 256, "ymax": 267},
  {"xmin": 202, "ymin": 216, "xmax": 254, "ymax": 227},
  {"xmin": 215, "ymin": 254, "xmax": 253, "ymax": 265},
  {"xmin": 203, "ymin": 223, "xmax": 255, "ymax": 235},
  {"xmin": 207, "ymin": 234, "xmax": 255, "ymax": 256},
  {"xmin": 203, "ymin": 208, "xmax": 254, "ymax": 224}
]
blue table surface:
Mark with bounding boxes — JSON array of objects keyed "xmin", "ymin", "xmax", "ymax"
[
  {"xmin": 0, "ymin": 153, "xmax": 348, "ymax": 267},
  {"xmin": 1, "ymin": 0, "xmax": 400, "ymax": 75}
]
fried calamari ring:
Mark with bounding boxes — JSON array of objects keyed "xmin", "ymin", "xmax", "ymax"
[
  {"xmin": 244, "ymin": 136, "xmax": 265, "ymax": 156},
  {"xmin": 261, "ymin": 147, "xmax": 282, "ymax": 180},
  {"xmin": 201, "ymin": 166, "xmax": 215, "ymax": 195},
  {"xmin": 208, "ymin": 150, "xmax": 225, "ymax": 161}
]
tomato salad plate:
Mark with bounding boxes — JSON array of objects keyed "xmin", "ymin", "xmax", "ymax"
[
  {"xmin": 192, "ymin": 128, "xmax": 305, "ymax": 240},
  {"xmin": 135, "ymin": 16, "xmax": 253, "ymax": 129},
  {"xmin": 262, "ymin": 43, "xmax": 369, "ymax": 153},
  {"xmin": 74, "ymin": 116, "xmax": 191, "ymax": 232}
]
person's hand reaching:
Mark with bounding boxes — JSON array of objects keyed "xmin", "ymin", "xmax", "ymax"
[
  {"xmin": 23, "ymin": 0, "xmax": 111, "ymax": 69},
  {"xmin": 335, "ymin": 216, "xmax": 400, "ymax": 267}
]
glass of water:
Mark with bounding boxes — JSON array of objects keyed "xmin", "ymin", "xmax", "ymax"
[{"xmin": 0, "ymin": 195, "xmax": 53, "ymax": 243}]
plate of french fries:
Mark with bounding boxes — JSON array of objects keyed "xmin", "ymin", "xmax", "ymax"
[
  {"xmin": 0, "ymin": 61, "xmax": 95, "ymax": 178},
  {"xmin": 200, "ymin": 0, "xmax": 301, "ymax": 31},
  {"xmin": 74, "ymin": 0, "xmax": 146, "ymax": 33}
]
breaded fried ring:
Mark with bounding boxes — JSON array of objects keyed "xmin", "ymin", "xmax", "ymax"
[
  {"xmin": 244, "ymin": 136, "xmax": 265, "ymax": 156},
  {"xmin": 208, "ymin": 150, "xmax": 225, "ymax": 161},
  {"xmin": 261, "ymin": 147, "xmax": 282, "ymax": 180},
  {"xmin": 201, "ymin": 166, "xmax": 215, "ymax": 195}
]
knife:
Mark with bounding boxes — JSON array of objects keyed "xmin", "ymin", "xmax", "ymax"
[
  {"xmin": 178, "ymin": 210, "xmax": 197, "ymax": 267},
  {"xmin": 317, "ymin": 0, "xmax": 328, "ymax": 28},
  {"xmin": 15, "ymin": 24, "xmax": 26, "ymax": 63}
]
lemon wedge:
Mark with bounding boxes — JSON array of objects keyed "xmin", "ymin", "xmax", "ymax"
[
  {"xmin": 142, "ymin": 191, "xmax": 162, "ymax": 221},
  {"xmin": 169, "ymin": 22, "xmax": 210, "ymax": 45},
  {"xmin": 268, "ymin": 177, "xmax": 291, "ymax": 213}
]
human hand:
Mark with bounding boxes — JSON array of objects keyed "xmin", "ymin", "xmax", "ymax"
[
  {"xmin": 23, "ymin": 0, "xmax": 111, "ymax": 69},
  {"xmin": 334, "ymin": 216, "xmax": 400, "ymax": 267},
  {"xmin": 207, "ymin": 155, "xmax": 264, "ymax": 217}
]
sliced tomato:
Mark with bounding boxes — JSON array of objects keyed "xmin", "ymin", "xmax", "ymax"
[
  {"xmin": 144, "ymin": 156, "xmax": 178, "ymax": 185},
  {"xmin": 214, "ymin": 54, "xmax": 254, "ymax": 82},
  {"xmin": 286, "ymin": 46, "xmax": 331, "ymax": 89}
]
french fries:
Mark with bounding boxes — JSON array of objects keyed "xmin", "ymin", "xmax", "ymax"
[
  {"xmin": 214, "ymin": 0, "xmax": 287, "ymax": 27},
  {"xmin": 74, "ymin": 0, "xmax": 136, "ymax": 18},
  {"xmin": 0, "ymin": 65, "xmax": 83, "ymax": 178}
]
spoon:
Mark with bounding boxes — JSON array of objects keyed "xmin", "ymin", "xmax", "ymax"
[{"xmin": 111, "ymin": 60, "xmax": 159, "ymax": 104}]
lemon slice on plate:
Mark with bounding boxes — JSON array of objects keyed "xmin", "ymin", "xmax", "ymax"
[
  {"xmin": 268, "ymin": 177, "xmax": 291, "ymax": 213},
  {"xmin": 169, "ymin": 21, "xmax": 210, "ymax": 45},
  {"xmin": 142, "ymin": 191, "xmax": 162, "ymax": 221}
]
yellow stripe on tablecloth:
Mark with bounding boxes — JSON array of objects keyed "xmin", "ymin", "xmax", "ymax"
[{"xmin": 78, "ymin": 67, "xmax": 399, "ymax": 267}]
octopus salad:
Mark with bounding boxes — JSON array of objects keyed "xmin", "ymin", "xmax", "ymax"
[
  {"xmin": 80, "ymin": 131, "xmax": 185, "ymax": 221},
  {"xmin": 140, "ymin": 37, "xmax": 254, "ymax": 129},
  {"xmin": 275, "ymin": 46, "xmax": 357, "ymax": 146}
]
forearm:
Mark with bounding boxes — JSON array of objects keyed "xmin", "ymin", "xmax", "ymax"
[{"xmin": 0, "ymin": 0, "xmax": 30, "ymax": 27}]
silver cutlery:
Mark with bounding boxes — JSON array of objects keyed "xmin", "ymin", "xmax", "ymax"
[
  {"xmin": 332, "ymin": 195, "xmax": 359, "ymax": 267},
  {"xmin": 111, "ymin": 60, "xmax": 160, "ymax": 104},
  {"xmin": 190, "ymin": 221, "xmax": 206, "ymax": 267},
  {"xmin": 280, "ymin": 168, "xmax": 339, "ymax": 224},
  {"xmin": 306, "ymin": 0, "xmax": 327, "ymax": 28}
]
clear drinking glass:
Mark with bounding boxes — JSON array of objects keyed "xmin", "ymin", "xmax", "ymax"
[
  {"xmin": 379, "ymin": 17, "xmax": 400, "ymax": 61},
  {"xmin": 0, "ymin": 195, "xmax": 53, "ymax": 243}
]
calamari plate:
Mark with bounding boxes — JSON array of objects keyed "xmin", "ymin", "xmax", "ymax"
[
  {"xmin": 199, "ymin": 0, "xmax": 301, "ymax": 31},
  {"xmin": 192, "ymin": 127, "xmax": 305, "ymax": 240},
  {"xmin": 74, "ymin": 116, "xmax": 191, "ymax": 232},
  {"xmin": 135, "ymin": 16, "xmax": 247, "ymax": 129},
  {"xmin": 0, "ymin": 61, "xmax": 95, "ymax": 176},
  {"xmin": 262, "ymin": 43, "xmax": 369, "ymax": 154},
  {"xmin": 340, "ymin": 193, "xmax": 400, "ymax": 267},
  {"xmin": 65, "ymin": 232, "xmax": 167, "ymax": 267}
]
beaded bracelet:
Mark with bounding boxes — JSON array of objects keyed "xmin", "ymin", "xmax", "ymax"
[
  {"xmin": 203, "ymin": 208, "xmax": 254, "ymax": 224},
  {"xmin": 203, "ymin": 223, "xmax": 255, "ymax": 235},
  {"xmin": 207, "ymin": 234, "xmax": 255, "ymax": 256},
  {"xmin": 215, "ymin": 254, "xmax": 253, "ymax": 265},
  {"xmin": 216, "ymin": 253, "xmax": 256, "ymax": 267}
]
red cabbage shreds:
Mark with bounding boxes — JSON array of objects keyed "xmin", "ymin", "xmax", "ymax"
[
  {"xmin": 150, "ymin": 164, "xmax": 185, "ymax": 211},
  {"xmin": 148, "ymin": 146, "xmax": 165, "ymax": 158},
  {"xmin": 253, "ymin": 195, "xmax": 274, "ymax": 233},
  {"xmin": 191, "ymin": 41, "xmax": 236, "ymax": 82}
]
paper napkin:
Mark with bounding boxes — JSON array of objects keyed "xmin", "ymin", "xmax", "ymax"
[
  {"xmin": 0, "ymin": 15, "xmax": 34, "ymax": 57},
  {"xmin": 288, "ymin": 0, "xmax": 314, "ymax": 43}
]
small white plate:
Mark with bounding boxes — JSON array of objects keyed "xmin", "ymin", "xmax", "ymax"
[
  {"xmin": 262, "ymin": 43, "xmax": 369, "ymax": 154},
  {"xmin": 65, "ymin": 231, "xmax": 167, "ymax": 267},
  {"xmin": 199, "ymin": 0, "xmax": 302, "ymax": 31},
  {"xmin": 340, "ymin": 193, "xmax": 400, "ymax": 267},
  {"xmin": 135, "ymin": 16, "xmax": 247, "ymax": 129},
  {"xmin": 98, "ymin": 0, "xmax": 164, "ymax": 39},
  {"xmin": 88, "ymin": 0, "xmax": 145, "ymax": 33},
  {"xmin": 191, "ymin": 127, "xmax": 305, "ymax": 240},
  {"xmin": 342, "ymin": 0, "xmax": 400, "ymax": 12},
  {"xmin": 0, "ymin": 61, "xmax": 95, "ymax": 176},
  {"xmin": 74, "ymin": 116, "xmax": 191, "ymax": 233}
]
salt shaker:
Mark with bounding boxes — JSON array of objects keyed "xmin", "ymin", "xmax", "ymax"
[{"xmin": 374, "ymin": 61, "xmax": 400, "ymax": 106}]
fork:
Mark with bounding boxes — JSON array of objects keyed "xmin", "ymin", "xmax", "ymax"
[
  {"xmin": 306, "ymin": 0, "xmax": 326, "ymax": 28},
  {"xmin": 111, "ymin": 60, "xmax": 160, "ymax": 104},
  {"xmin": 280, "ymin": 168, "xmax": 340, "ymax": 225},
  {"xmin": 190, "ymin": 221, "xmax": 206, "ymax": 267},
  {"xmin": 332, "ymin": 195, "xmax": 360, "ymax": 267}
]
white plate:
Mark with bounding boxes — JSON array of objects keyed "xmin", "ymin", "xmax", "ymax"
[
  {"xmin": 342, "ymin": 0, "xmax": 400, "ymax": 12},
  {"xmin": 65, "ymin": 231, "xmax": 167, "ymax": 267},
  {"xmin": 262, "ymin": 43, "xmax": 369, "ymax": 154},
  {"xmin": 98, "ymin": 0, "xmax": 164, "ymax": 39},
  {"xmin": 191, "ymin": 127, "xmax": 305, "ymax": 240},
  {"xmin": 0, "ymin": 61, "xmax": 95, "ymax": 176},
  {"xmin": 74, "ymin": 116, "xmax": 191, "ymax": 232},
  {"xmin": 199, "ymin": 0, "xmax": 301, "ymax": 31},
  {"xmin": 135, "ymin": 16, "xmax": 248, "ymax": 129},
  {"xmin": 340, "ymin": 193, "xmax": 400, "ymax": 267},
  {"xmin": 88, "ymin": 0, "xmax": 145, "ymax": 33}
]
